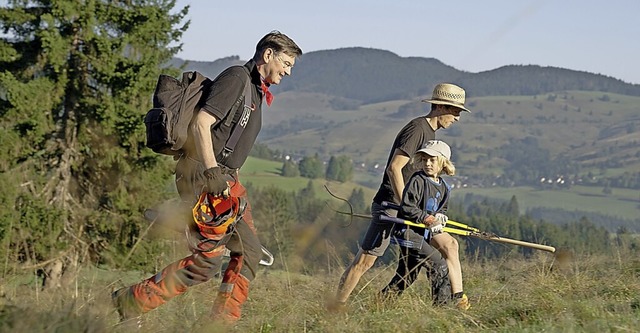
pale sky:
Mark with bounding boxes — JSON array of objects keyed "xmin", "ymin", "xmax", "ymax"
[{"xmin": 173, "ymin": 0, "xmax": 640, "ymax": 85}]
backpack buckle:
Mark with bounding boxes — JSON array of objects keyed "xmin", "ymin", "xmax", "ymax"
[{"xmin": 221, "ymin": 147, "xmax": 233, "ymax": 159}]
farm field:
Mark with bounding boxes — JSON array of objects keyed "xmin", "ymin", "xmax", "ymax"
[{"xmin": 452, "ymin": 185, "xmax": 639, "ymax": 221}]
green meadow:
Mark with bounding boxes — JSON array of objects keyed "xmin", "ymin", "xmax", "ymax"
[
  {"xmin": 241, "ymin": 157, "xmax": 378, "ymax": 202},
  {"xmin": 241, "ymin": 157, "xmax": 639, "ymax": 222},
  {"xmin": 452, "ymin": 185, "xmax": 639, "ymax": 221}
]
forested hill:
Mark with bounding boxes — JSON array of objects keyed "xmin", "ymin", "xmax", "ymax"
[{"xmin": 173, "ymin": 47, "xmax": 640, "ymax": 102}]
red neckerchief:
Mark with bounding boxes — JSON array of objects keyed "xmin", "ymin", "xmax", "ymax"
[{"xmin": 260, "ymin": 81, "xmax": 273, "ymax": 106}]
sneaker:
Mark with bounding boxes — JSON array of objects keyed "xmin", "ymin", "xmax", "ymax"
[{"xmin": 454, "ymin": 293, "xmax": 471, "ymax": 310}]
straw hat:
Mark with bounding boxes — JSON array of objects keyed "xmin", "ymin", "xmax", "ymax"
[
  {"xmin": 421, "ymin": 83, "xmax": 470, "ymax": 112},
  {"xmin": 417, "ymin": 140, "xmax": 451, "ymax": 160}
]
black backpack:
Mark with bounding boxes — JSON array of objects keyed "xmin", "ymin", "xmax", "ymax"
[
  {"xmin": 144, "ymin": 70, "xmax": 252, "ymax": 157},
  {"xmin": 144, "ymin": 71, "xmax": 210, "ymax": 156}
]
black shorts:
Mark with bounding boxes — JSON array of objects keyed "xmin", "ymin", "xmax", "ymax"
[{"xmin": 360, "ymin": 202, "xmax": 397, "ymax": 256}]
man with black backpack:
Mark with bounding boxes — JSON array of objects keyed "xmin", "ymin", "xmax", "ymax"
[{"xmin": 112, "ymin": 31, "xmax": 302, "ymax": 324}]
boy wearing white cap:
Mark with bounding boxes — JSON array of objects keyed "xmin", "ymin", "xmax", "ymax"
[{"xmin": 388, "ymin": 139, "xmax": 469, "ymax": 310}]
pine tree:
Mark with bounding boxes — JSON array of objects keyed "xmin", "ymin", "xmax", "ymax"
[
  {"xmin": 325, "ymin": 155, "xmax": 340, "ymax": 181},
  {"xmin": 281, "ymin": 160, "xmax": 299, "ymax": 177},
  {"xmin": 298, "ymin": 154, "xmax": 323, "ymax": 179},
  {"xmin": 337, "ymin": 155, "xmax": 353, "ymax": 182},
  {"xmin": 506, "ymin": 195, "xmax": 520, "ymax": 216},
  {"xmin": 325, "ymin": 155, "xmax": 353, "ymax": 182},
  {"xmin": 0, "ymin": 0, "xmax": 188, "ymax": 286},
  {"xmin": 348, "ymin": 188, "xmax": 366, "ymax": 213}
]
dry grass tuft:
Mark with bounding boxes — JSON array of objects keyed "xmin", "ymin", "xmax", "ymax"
[{"xmin": 1, "ymin": 249, "xmax": 639, "ymax": 332}]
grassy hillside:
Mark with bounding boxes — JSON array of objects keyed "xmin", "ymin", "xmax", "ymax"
[
  {"xmin": 453, "ymin": 185, "xmax": 639, "ymax": 221},
  {"xmin": 241, "ymin": 157, "xmax": 378, "ymax": 202},
  {"xmin": 1, "ymin": 251, "xmax": 638, "ymax": 332},
  {"xmin": 241, "ymin": 157, "xmax": 639, "ymax": 230},
  {"xmin": 261, "ymin": 90, "xmax": 640, "ymax": 174}
]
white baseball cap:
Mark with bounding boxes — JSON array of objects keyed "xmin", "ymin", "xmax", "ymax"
[{"xmin": 417, "ymin": 140, "xmax": 451, "ymax": 160}]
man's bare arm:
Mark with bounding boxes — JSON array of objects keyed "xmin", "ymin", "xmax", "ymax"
[
  {"xmin": 192, "ymin": 110, "xmax": 219, "ymax": 169},
  {"xmin": 386, "ymin": 148, "xmax": 411, "ymax": 204}
]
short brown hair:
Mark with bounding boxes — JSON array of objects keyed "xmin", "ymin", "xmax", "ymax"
[{"xmin": 253, "ymin": 31, "xmax": 302, "ymax": 60}]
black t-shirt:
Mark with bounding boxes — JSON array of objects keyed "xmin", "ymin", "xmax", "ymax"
[
  {"xmin": 201, "ymin": 60, "xmax": 263, "ymax": 169},
  {"xmin": 372, "ymin": 116, "xmax": 436, "ymax": 205}
]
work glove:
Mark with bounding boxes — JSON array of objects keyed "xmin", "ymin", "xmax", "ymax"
[
  {"xmin": 430, "ymin": 223, "xmax": 444, "ymax": 234},
  {"xmin": 203, "ymin": 167, "xmax": 229, "ymax": 197},
  {"xmin": 434, "ymin": 213, "xmax": 448, "ymax": 227},
  {"xmin": 429, "ymin": 213, "xmax": 448, "ymax": 234}
]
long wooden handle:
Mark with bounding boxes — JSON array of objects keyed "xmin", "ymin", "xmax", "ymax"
[
  {"xmin": 376, "ymin": 216, "xmax": 556, "ymax": 253},
  {"xmin": 483, "ymin": 235, "xmax": 556, "ymax": 253}
]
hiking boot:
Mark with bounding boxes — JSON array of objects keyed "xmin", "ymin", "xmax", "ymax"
[{"xmin": 454, "ymin": 293, "xmax": 471, "ymax": 310}]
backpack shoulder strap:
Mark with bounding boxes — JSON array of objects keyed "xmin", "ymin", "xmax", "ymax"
[
  {"xmin": 221, "ymin": 76, "xmax": 252, "ymax": 160},
  {"xmin": 223, "ymin": 66, "xmax": 252, "ymax": 127},
  {"xmin": 421, "ymin": 174, "xmax": 430, "ymax": 212},
  {"xmin": 440, "ymin": 177, "xmax": 450, "ymax": 190},
  {"xmin": 435, "ymin": 177, "xmax": 450, "ymax": 212}
]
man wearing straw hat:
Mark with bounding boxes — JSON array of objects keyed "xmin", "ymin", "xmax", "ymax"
[{"xmin": 332, "ymin": 83, "xmax": 470, "ymax": 309}]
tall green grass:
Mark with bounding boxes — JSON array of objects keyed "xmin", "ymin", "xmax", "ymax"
[{"xmin": 1, "ymin": 249, "xmax": 638, "ymax": 332}]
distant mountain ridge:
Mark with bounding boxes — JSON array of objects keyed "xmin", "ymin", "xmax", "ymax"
[{"xmin": 173, "ymin": 47, "xmax": 640, "ymax": 102}]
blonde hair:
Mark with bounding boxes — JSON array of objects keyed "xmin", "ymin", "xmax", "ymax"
[{"xmin": 415, "ymin": 152, "xmax": 456, "ymax": 176}]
